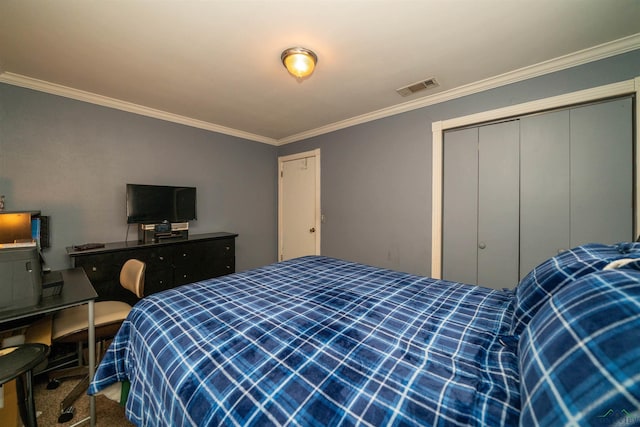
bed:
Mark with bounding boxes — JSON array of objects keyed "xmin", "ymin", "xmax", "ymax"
[{"xmin": 89, "ymin": 244, "xmax": 640, "ymax": 426}]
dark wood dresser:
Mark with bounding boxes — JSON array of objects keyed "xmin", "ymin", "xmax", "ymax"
[{"xmin": 67, "ymin": 232, "xmax": 238, "ymax": 304}]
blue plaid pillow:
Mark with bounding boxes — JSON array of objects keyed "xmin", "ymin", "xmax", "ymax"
[
  {"xmin": 511, "ymin": 243, "xmax": 640, "ymax": 336},
  {"xmin": 519, "ymin": 269, "xmax": 640, "ymax": 426}
]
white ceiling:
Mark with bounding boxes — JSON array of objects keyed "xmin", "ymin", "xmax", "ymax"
[{"xmin": 1, "ymin": 1, "xmax": 639, "ymax": 145}]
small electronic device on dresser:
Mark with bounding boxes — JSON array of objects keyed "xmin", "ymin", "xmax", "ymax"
[{"xmin": 138, "ymin": 222, "xmax": 189, "ymax": 243}]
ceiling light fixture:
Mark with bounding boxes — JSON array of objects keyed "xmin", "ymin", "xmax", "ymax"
[{"xmin": 281, "ymin": 47, "xmax": 318, "ymax": 80}]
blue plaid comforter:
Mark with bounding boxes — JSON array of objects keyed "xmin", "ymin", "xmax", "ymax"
[{"xmin": 89, "ymin": 256, "xmax": 519, "ymax": 426}]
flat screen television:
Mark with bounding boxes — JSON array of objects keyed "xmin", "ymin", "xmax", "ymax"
[{"xmin": 126, "ymin": 184, "xmax": 197, "ymax": 224}]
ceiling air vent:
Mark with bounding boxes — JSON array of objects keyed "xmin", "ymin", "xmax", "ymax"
[{"xmin": 396, "ymin": 78, "xmax": 439, "ymax": 97}]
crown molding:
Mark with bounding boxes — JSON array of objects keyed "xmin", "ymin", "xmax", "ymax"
[
  {"xmin": 1, "ymin": 33, "xmax": 638, "ymax": 147},
  {"xmin": 0, "ymin": 72, "xmax": 278, "ymax": 146},
  {"xmin": 277, "ymin": 33, "xmax": 640, "ymax": 145}
]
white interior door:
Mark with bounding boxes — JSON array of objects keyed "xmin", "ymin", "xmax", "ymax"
[{"xmin": 278, "ymin": 149, "xmax": 320, "ymax": 261}]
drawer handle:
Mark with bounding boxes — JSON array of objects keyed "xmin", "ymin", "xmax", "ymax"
[
  {"xmin": 92, "ymin": 267, "xmax": 97, "ymax": 272},
  {"xmin": 159, "ymin": 256, "xmax": 164, "ymax": 261},
  {"xmin": 225, "ymin": 246, "xmax": 230, "ymax": 251},
  {"xmin": 226, "ymin": 265, "xmax": 231, "ymax": 269}
]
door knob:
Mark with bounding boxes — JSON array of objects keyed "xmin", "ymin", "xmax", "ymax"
[
  {"xmin": 479, "ymin": 242, "xmax": 486, "ymax": 249},
  {"xmin": 309, "ymin": 227, "xmax": 316, "ymax": 233}
]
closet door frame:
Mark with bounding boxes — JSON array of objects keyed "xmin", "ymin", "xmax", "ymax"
[{"xmin": 430, "ymin": 76, "xmax": 640, "ymax": 279}]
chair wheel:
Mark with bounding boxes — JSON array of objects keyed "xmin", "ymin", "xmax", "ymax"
[
  {"xmin": 58, "ymin": 406, "xmax": 75, "ymax": 423},
  {"xmin": 47, "ymin": 379, "xmax": 61, "ymax": 390}
]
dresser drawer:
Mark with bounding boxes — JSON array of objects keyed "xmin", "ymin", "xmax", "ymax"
[
  {"xmin": 74, "ymin": 252, "xmax": 126, "ymax": 283},
  {"xmin": 145, "ymin": 268, "xmax": 174, "ymax": 295},
  {"xmin": 137, "ymin": 246, "xmax": 174, "ymax": 270},
  {"xmin": 208, "ymin": 238, "xmax": 235, "ymax": 258},
  {"xmin": 211, "ymin": 257, "xmax": 235, "ymax": 277}
]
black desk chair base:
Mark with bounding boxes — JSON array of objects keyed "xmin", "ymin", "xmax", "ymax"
[
  {"xmin": 58, "ymin": 405, "xmax": 76, "ymax": 424},
  {"xmin": 47, "ymin": 367, "xmax": 91, "ymax": 423}
]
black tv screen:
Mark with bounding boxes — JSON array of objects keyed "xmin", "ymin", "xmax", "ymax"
[{"xmin": 126, "ymin": 184, "xmax": 197, "ymax": 224}]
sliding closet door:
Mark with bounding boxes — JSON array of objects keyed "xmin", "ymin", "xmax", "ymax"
[
  {"xmin": 477, "ymin": 121, "xmax": 520, "ymax": 289},
  {"xmin": 442, "ymin": 121, "xmax": 519, "ymax": 289},
  {"xmin": 520, "ymin": 110, "xmax": 571, "ymax": 276},
  {"xmin": 520, "ymin": 98, "xmax": 633, "ymax": 274},
  {"xmin": 443, "ymin": 96, "xmax": 634, "ymax": 289},
  {"xmin": 571, "ymin": 98, "xmax": 633, "ymax": 244},
  {"xmin": 442, "ymin": 128, "xmax": 478, "ymax": 285}
]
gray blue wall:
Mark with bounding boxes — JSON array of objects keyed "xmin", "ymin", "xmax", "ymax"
[
  {"xmin": 0, "ymin": 84, "xmax": 278, "ymax": 271},
  {"xmin": 278, "ymin": 50, "xmax": 640, "ymax": 276},
  {"xmin": 2, "ymin": 50, "xmax": 638, "ymax": 276}
]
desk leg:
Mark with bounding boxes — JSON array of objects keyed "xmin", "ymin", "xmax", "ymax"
[
  {"xmin": 25, "ymin": 370, "xmax": 37, "ymax": 427},
  {"xmin": 88, "ymin": 300, "xmax": 96, "ymax": 427},
  {"xmin": 16, "ymin": 370, "xmax": 37, "ymax": 427}
]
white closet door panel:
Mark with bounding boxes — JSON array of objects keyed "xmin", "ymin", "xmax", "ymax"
[
  {"xmin": 571, "ymin": 98, "xmax": 633, "ymax": 245},
  {"xmin": 442, "ymin": 128, "xmax": 479, "ymax": 285},
  {"xmin": 478, "ymin": 121, "xmax": 520, "ymax": 289},
  {"xmin": 520, "ymin": 110, "xmax": 571, "ymax": 277}
]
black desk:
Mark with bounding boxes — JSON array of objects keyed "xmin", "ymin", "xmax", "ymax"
[{"xmin": 0, "ymin": 268, "xmax": 98, "ymax": 427}]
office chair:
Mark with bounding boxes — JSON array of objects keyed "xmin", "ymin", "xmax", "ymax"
[{"xmin": 47, "ymin": 259, "xmax": 145, "ymax": 423}]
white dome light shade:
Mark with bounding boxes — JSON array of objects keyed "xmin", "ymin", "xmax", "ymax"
[{"xmin": 281, "ymin": 47, "xmax": 318, "ymax": 79}]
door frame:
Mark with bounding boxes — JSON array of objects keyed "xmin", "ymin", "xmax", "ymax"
[
  {"xmin": 431, "ymin": 76, "xmax": 640, "ymax": 279},
  {"xmin": 278, "ymin": 148, "xmax": 321, "ymax": 260}
]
